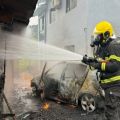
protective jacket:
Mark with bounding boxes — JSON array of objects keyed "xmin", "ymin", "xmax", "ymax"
[{"xmin": 96, "ymin": 38, "xmax": 120, "ymax": 88}]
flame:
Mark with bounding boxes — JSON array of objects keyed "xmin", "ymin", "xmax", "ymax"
[{"xmin": 42, "ymin": 103, "xmax": 49, "ymax": 110}]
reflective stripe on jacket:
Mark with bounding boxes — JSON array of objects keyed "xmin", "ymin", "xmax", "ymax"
[
  {"xmin": 100, "ymin": 54, "xmax": 120, "ymax": 84},
  {"xmin": 101, "ymin": 75, "xmax": 120, "ymax": 84},
  {"xmin": 96, "ymin": 38, "xmax": 120, "ymax": 86},
  {"xmin": 108, "ymin": 55, "xmax": 120, "ymax": 62}
]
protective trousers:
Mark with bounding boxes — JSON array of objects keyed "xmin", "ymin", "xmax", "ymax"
[{"xmin": 104, "ymin": 86, "xmax": 120, "ymax": 120}]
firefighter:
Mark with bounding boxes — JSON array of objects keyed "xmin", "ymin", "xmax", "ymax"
[{"xmin": 82, "ymin": 21, "xmax": 120, "ymax": 120}]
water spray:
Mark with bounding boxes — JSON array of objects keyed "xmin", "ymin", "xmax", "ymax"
[{"xmin": 0, "ymin": 34, "xmax": 83, "ymax": 61}]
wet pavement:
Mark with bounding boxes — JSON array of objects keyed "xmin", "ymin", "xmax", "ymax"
[
  {"xmin": 10, "ymin": 81, "xmax": 83, "ymax": 120},
  {"xmin": 5, "ymin": 77, "xmax": 104, "ymax": 120},
  {"xmin": 4, "ymin": 72, "xmax": 119, "ymax": 120}
]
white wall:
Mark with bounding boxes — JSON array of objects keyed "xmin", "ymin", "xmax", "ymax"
[
  {"xmin": 46, "ymin": 0, "xmax": 89, "ymax": 55},
  {"xmin": 87, "ymin": 0, "xmax": 120, "ymax": 38},
  {"xmin": 46, "ymin": 0, "xmax": 120, "ymax": 56}
]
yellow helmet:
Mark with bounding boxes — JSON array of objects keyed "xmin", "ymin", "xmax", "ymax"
[{"xmin": 93, "ymin": 21, "xmax": 114, "ymax": 37}]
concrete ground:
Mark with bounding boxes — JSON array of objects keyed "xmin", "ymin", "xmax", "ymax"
[
  {"xmin": 3, "ymin": 77, "xmax": 107, "ymax": 120},
  {"xmin": 3, "ymin": 71, "xmax": 119, "ymax": 120}
]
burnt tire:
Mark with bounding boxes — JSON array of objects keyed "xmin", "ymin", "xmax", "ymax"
[
  {"xmin": 31, "ymin": 85, "xmax": 40, "ymax": 96},
  {"xmin": 80, "ymin": 93, "xmax": 96, "ymax": 113},
  {"xmin": 31, "ymin": 84, "xmax": 45, "ymax": 101}
]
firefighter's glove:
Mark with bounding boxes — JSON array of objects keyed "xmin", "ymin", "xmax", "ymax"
[
  {"xmin": 89, "ymin": 62, "xmax": 100, "ymax": 69},
  {"xmin": 82, "ymin": 55, "xmax": 97, "ymax": 64},
  {"xmin": 82, "ymin": 55, "xmax": 100, "ymax": 69}
]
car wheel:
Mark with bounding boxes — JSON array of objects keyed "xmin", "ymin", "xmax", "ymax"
[{"xmin": 80, "ymin": 93, "xmax": 96, "ymax": 113}]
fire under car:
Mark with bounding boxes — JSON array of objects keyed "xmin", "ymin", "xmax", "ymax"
[{"xmin": 31, "ymin": 61, "xmax": 105, "ymax": 113}]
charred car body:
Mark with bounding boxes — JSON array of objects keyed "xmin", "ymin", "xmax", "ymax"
[{"xmin": 31, "ymin": 62, "xmax": 104, "ymax": 112}]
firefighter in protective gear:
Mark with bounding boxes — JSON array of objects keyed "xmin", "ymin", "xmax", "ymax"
[{"xmin": 82, "ymin": 21, "xmax": 120, "ymax": 120}]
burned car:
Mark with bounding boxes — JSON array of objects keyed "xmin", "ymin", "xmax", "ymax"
[{"xmin": 31, "ymin": 62, "xmax": 104, "ymax": 112}]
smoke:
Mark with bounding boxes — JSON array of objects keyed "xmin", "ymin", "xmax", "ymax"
[
  {"xmin": 0, "ymin": 24, "xmax": 83, "ymax": 62},
  {"xmin": 0, "ymin": 41, "xmax": 83, "ymax": 61},
  {"xmin": 0, "ymin": 22, "xmax": 86, "ymax": 114}
]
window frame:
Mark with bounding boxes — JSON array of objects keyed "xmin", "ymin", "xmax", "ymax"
[
  {"xmin": 49, "ymin": 8, "xmax": 56, "ymax": 24},
  {"xmin": 39, "ymin": 15, "xmax": 45, "ymax": 33},
  {"xmin": 66, "ymin": 0, "xmax": 77, "ymax": 13}
]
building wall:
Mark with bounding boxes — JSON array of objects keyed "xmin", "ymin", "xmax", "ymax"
[
  {"xmin": 46, "ymin": 0, "xmax": 89, "ymax": 56},
  {"xmin": 46, "ymin": 0, "xmax": 120, "ymax": 56}
]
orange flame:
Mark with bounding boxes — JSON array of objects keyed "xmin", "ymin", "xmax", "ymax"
[{"xmin": 42, "ymin": 103, "xmax": 49, "ymax": 110}]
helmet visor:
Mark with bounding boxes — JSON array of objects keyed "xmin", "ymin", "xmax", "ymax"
[{"xmin": 91, "ymin": 34, "xmax": 103, "ymax": 47}]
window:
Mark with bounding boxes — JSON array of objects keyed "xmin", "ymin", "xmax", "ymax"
[
  {"xmin": 50, "ymin": 8, "xmax": 57, "ymax": 24},
  {"xmin": 39, "ymin": 16, "xmax": 45, "ymax": 32},
  {"xmin": 52, "ymin": 0, "xmax": 61, "ymax": 9},
  {"xmin": 66, "ymin": 0, "xmax": 77, "ymax": 13}
]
